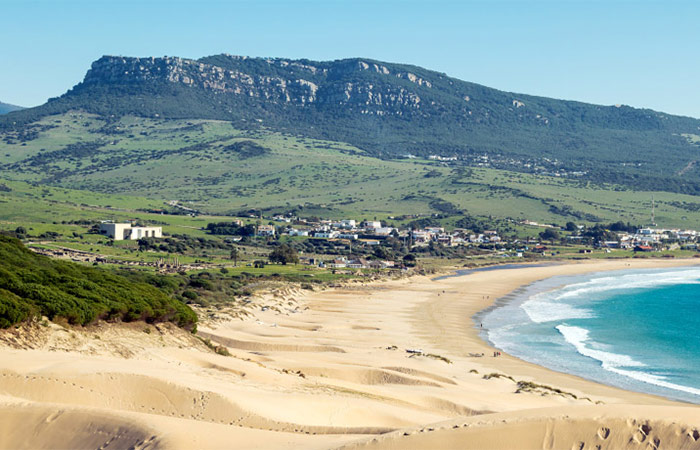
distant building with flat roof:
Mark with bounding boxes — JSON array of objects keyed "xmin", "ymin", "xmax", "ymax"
[{"xmin": 99, "ymin": 223, "xmax": 162, "ymax": 241}]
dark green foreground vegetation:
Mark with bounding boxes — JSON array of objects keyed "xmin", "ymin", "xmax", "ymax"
[{"xmin": 0, "ymin": 234, "xmax": 197, "ymax": 330}]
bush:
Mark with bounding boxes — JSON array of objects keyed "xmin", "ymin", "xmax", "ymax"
[
  {"xmin": 182, "ymin": 290, "xmax": 198, "ymax": 300},
  {"xmin": 0, "ymin": 235, "xmax": 197, "ymax": 330}
]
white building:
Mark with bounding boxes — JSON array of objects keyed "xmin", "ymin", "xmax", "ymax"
[
  {"xmin": 257, "ymin": 225, "xmax": 276, "ymax": 236},
  {"xmin": 372, "ymin": 227, "xmax": 395, "ymax": 236},
  {"xmin": 314, "ymin": 231, "xmax": 340, "ymax": 239},
  {"xmin": 338, "ymin": 219, "xmax": 356, "ymax": 229},
  {"xmin": 99, "ymin": 223, "xmax": 162, "ymax": 241}
]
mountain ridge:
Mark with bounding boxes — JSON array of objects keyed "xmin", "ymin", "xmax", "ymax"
[
  {"xmin": 0, "ymin": 101, "xmax": 24, "ymax": 115},
  {"xmin": 2, "ymin": 54, "xmax": 700, "ymax": 195}
]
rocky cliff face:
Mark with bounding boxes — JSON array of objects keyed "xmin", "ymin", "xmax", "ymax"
[{"xmin": 80, "ymin": 55, "xmax": 438, "ymax": 116}]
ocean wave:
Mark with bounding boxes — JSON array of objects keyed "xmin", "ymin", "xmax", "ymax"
[
  {"xmin": 555, "ymin": 269, "xmax": 700, "ymax": 300},
  {"xmin": 557, "ymin": 324, "xmax": 700, "ymax": 398},
  {"xmin": 522, "ymin": 268, "xmax": 700, "ymax": 323},
  {"xmin": 521, "ymin": 298, "xmax": 593, "ymax": 323},
  {"xmin": 556, "ymin": 325, "xmax": 645, "ymax": 368}
]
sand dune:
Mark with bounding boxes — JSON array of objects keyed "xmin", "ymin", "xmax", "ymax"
[
  {"xmin": 1, "ymin": 259, "xmax": 700, "ymax": 449},
  {"xmin": 342, "ymin": 405, "xmax": 700, "ymax": 449},
  {"xmin": 0, "ymin": 403, "xmax": 160, "ymax": 450}
]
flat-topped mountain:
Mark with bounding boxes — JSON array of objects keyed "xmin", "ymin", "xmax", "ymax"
[{"xmin": 3, "ymin": 54, "xmax": 700, "ymax": 196}]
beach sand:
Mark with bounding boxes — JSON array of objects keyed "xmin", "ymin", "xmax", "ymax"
[{"xmin": 2, "ymin": 259, "xmax": 700, "ymax": 449}]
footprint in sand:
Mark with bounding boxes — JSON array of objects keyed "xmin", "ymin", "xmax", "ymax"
[{"xmin": 597, "ymin": 427, "xmax": 610, "ymax": 440}]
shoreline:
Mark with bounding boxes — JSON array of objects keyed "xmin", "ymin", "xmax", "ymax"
[
  {"xmin": 471, "ymin": 261, "xmax": 700, "ymax": 404},
  {"xmin": 2, "ymin": 258, "xmax": 700, "ymax": 449},
  {"xmin": 421, "ymin": 258, "xmax": 700, "ymax": 404}
]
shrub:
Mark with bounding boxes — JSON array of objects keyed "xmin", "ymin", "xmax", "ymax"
[
  {"xmin": 182, "ymin": 290, "xmax": 199, "ymax": 300},
  {"xmin": 0, "ymin": 235, "xmax": 197, "ymax": 330}
]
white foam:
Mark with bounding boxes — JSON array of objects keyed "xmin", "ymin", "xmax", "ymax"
[
  {"xmin": 556, "ymin": 325, "xmax": 700, "ymax": 398},
  {"xmin": 557, "ymin": 325, "xmax": 645, "ymax": 368},
  {"xmin": 555, "ymin": 269, "xmax": 700, "ymax": 300},
  {"xmin": 607, "ymin": 367, "xmax": 700, "ymax": 397},
  {"xmin": 522, "ymin": 268, "xmax": 700, "ymax": 323},
  {"xmin": 521, "ymin": 296, "xmax": 593, "ymax": 323}
]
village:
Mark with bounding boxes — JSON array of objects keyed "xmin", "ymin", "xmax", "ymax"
[{"xmin": 87, "ymin": 213, "xmax": 700, "ymax": 273}]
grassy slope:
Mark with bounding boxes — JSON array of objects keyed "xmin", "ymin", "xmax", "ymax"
[{"xmin": 1, "ymin": 112, "xmax": 700, "ymax": 228}]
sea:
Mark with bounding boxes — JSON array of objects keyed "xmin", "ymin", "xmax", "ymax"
[{"xmin": 477, "ymin": 266, "xmax": 700, "ymax": 404}]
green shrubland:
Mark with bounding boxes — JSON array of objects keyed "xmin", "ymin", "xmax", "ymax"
[{"xmin": 0, "ymin": 234, "xmax": 197, "ymax": 330}]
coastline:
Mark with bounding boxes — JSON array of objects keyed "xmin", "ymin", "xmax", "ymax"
[{"xmin": 2, "ymin": 258, "xmax": 700, "ymax": 449}]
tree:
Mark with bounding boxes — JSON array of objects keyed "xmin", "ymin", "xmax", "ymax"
[
  {"xmin": 402, "ymin": 253, "xmax": 417, "ymax": 267},
  {"xmin": 230, "ymin": 247, "xmax": 240, "ymax": 266},
  {"xmin": 565, "ymin": 222, "xmax": 577, "ymax": 232},
  {"xmin": 539, "ymin": 228, "xmax": 560, "ymax": 243},
  {"xmin": 373, "ymin": 246, "xmax": 391, "ymax": 260},
  {"xmin": 268, "ymin": 244, "xmax": 299, "ymax": 265}
]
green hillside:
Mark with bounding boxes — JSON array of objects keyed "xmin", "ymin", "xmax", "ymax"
[
  {"xmin": 1, "ymin": 54, "xmax": 700, "ymax": 228},
  {"xmin": 1, "ymin": 112, "xmax": 700, "ymax": 228},
  {"xmin": 3, "ymin": 54, "xmax": 700, "ymax": 195},
  {"xmin": 0, "ymin": 234, "xmax": 197, "ymax": 329}
]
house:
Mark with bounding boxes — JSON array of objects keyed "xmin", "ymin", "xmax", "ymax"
[
  {"xmin": 437, "ymin": 234, "xmax": 453, "ymax": 246},
  {"xmin": 346, "ymin": 258, "xmax": 368, "ymax": 269},
  {"xmin": 99, "ymin": 223, "xmax": 162, "ymax": 241},
  {"xmin": 634, "ymin": 245, "xmax": 654, "ymax": 252},
  {"xmin": 363, "ymin": 220, "xmax": 382, "ymax": 229},
  {"xmin": 326, "ymin": 259, "xmax": 347, "ymax": 268},
  {"xmin": 412, "ymin": 231, "xmax": 432, "ymax": 243},
  {"xmin": 340, "ymin": 219, "xmax": 357, "ymax": 229},
  {"xmin": 314, "ymin": 230, "xmax": 339, "ymax": 239},
  {"xmin": 337, "ymin": 233, "xmax": 358, "ymax": 240},
  {"xmin": 288, "ymin": 229, "xmax": 309, "ymax": 237},
  {"xmin": 257, "ymin": 225, "xmax": 276, "ymax": 236}
]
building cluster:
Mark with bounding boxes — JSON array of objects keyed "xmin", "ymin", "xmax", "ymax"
[
  {"xmin": 267, "ymin": 218, "xmax": 504, "ymax": 249},
  {"xmin": 319, "ymin": 258, "xmax": 396, "ymax": 270},
  {"xmin": 603, "ymin": 228, "xmax": 700, "ymax": 250}
]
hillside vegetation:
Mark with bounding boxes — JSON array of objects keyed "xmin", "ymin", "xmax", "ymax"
[
  {"xmin": 2, "ymin": 54, "xmax": 700, "ymax": 196},
  {"xmin": 2, "ymin": 113, "xmax": 700, "ymax": 227},
  {"xmin": 0, "ymin": 234, "xmax": 197, "ymax": 329}
]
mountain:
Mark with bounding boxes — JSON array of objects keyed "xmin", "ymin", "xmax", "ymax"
[
  {"xmin": 0, "ymin": 101, "xmax": 24, "ymax": 115},
  {"xmin": 3, "ymin": 54, "xmax": 700, "ymax": 195}
]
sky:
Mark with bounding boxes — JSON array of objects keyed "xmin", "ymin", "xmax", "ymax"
[{"xmin": 2, "ymin": 0, "xmax": 699, "ymax": 118}]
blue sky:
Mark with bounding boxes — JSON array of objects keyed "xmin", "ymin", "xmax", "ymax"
[{"xmin": 2, "ymin": 0, "xmax": 699, "ymax": 118}]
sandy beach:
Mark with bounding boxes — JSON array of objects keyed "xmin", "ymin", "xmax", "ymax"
[{"xmin": 2, "ymin": 258, "xmax": 700, "ymax": 449}]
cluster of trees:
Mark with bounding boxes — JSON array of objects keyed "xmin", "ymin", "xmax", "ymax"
[
  {"xmin": 268, "ymin": 244, "xmax": 299, "ymax": 265},
  {"xmin": 206, "ymin": 222, "xmax": 256, "ymax": 236},
  {"xmin": 137, "ymin": 234, "xmax": 229, "ymax": 253},
  {"xmin": 0, "ymin": 235, "xmax": 197, "ymax": 330}
]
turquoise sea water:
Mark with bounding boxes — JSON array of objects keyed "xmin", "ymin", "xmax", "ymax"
[{"xmin": 479, "ymin": 266, "xmax": 700, "ymax": 403}]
